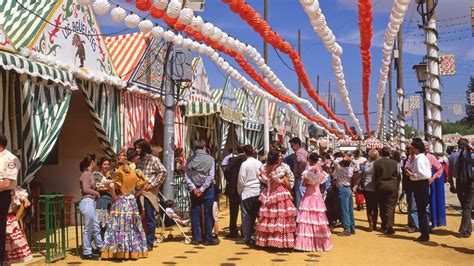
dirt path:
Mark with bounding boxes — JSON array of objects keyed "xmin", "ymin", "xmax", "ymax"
[{"xmin": 43, "ymin": 197, "xmax": 473, "ymax": 266}]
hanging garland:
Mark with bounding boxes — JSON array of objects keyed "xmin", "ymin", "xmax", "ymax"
[
  {"xmin": 93, "ymin": 0, "xmax": 343, "ymax": 137},
  {"xmin": 128, "ymin": 0, "xmax": 345, "ymax": 135},
  {"xmin": 374, "ymin": 0, "xmax": 411, "ymax": 137},
  {"xmin": 220, "ymin": 0, "xmax": 357, "ymax": 140},
  {"xmin": 299, "ymin": 0, "xmax": 363, "ymax": 139},
  {"xmin": 358, "ymin": 0, "xmax": 373, "ymax": 137}
]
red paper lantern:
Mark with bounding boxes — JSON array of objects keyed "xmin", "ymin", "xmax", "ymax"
[
  {"xmin": 136, "ymin": 0, "xmax": 151, "ymax": 11},
  {"xmin": 150, "ymin": 6, "xmax": 166, "ymax": 18},
  {"xmin": 163, "ymin": 14, "xmax": 178, "ymax": 26}
]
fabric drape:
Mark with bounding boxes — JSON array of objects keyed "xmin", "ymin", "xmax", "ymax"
[
  {"xmin": 123, "ymin": 92, "xmax": 158, "ymax": 147},
  {"xmin": 21, "ymin": 78, "xmax": 71, "ymax": 184},
  {"xmin": 78, "ymin": 79, "xmax": 122, "ymax": 159}
]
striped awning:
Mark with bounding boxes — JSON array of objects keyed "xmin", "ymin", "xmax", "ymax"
[
  {"xmin": 243, "ymin": 120, "xmax": 263, "ymax": 131},
  {"xmin": 105, "ymin": 32, "xmax": 152, "ymax": 81},
  {"xmin": 212, "ymin": 89, "xmax": 224, "ymax": 103},
  {"xmin": 0, "ymin": 1, "xmax": 57, "ymax": 49},
  {"xmin": 0, "ymin": 51, "xmax": 75, "ymax": 88},
  {"xmin": 185, "ymin": 101, "xmax": 221, "ymax": 117}
]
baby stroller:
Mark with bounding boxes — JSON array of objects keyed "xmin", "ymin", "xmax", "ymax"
[{"xmin": 156, "ymin": 192, "xmax": 192, "ymax": 245}]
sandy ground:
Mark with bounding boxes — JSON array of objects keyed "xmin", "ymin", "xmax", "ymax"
[{"xmin": 31, "ymin": 189, "xmax": 473, "ymax": 266}]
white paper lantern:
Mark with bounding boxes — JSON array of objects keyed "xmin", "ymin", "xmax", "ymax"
[
  {"xmin": 153, "ymin": 0, "xmax": 168, "ymax": 9},
  {"xmin": 190, "ymin": 16, "xmax": 203, "ymax": 30},
  {"xmin": 125, "ymin": 14, "xmax": 140, "ymax": 28},
  {"xmin": 211, "ymin": 52, "xmax": 219, "ymax": 61},
  {"xmin": 191, "ymin": 42, "xmax": 200, "ymax": 52},
  {"xmin": 167, "ymin": 0, "xmax": 182, "ymax": 18},
  {"xmin": 300, "ymin": 0, "xmax": 314, "ymax": 6},
  {"xmin": 139, "ymin": 20, "xmax": 153, "ymax": 33},
  {"xmin": 178, "ymin": 8, "xmax": 194, "ymax": 25},
  {"xmin": 182, "ymin": 38, "xmax": 193, "ymax": 49},
  {"xmin": 198, "ymin": 45, "xmax": 207, "ymax": 54},
  {"xmin": 93, "ymin": 0, "xmax": 111, "ymax": 16},
  {"xmin": 201, "ymin": 22, "xmax": 215, "ymax": 37},
  {"xmin": 152, "ymin": 26, "xmax": 165, "ymax": 39},
  {"xmin": 222, "ymin": 62, "xmax": 229, "ymax": 71},
  {"xmin": 210, "ymin": 27, "xmax": 223, "ymax": 41},
  {"xmin": 78, "ymin": 0, "xmax": 92, "ymax": 7},
  {"xmin": 163, "ymin": 31, "xmax": 175, "ymax": 42},
  {"xmin": 110, "ymin": 6, "xmax": 126, "ymax": 23},
  {"xmin": 173, "ymin": 34, "xmax": 184, "ymax": 46}
]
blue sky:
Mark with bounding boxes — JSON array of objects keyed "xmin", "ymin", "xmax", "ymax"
[{"xmin": 97, "ymin": 0, "xmax": 473, "ymax": 132}]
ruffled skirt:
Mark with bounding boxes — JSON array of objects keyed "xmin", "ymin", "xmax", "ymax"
[
  {"xmin": 101, "ymin": 194, "xmax": 148, "ymax": 259},
  {"xmin": 256, "ymin": 184, "xmax": 297, "ymax": 248},
  {"xmin": 295, "ymin": 187, "xmax": 333, "ymax": 252},
  {"xmin": 5, "ymin": 214, "xmax": 33, "ymax": 264}
]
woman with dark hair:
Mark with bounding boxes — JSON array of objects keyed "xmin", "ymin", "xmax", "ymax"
[
  {"xmin": 255, "ymin": 149, "xmax": 297, "ymax": 248},
  {"xmin": 93, "ymin": 157, "xmax": 113, "ymax": 237},
  {"xmin": 78, "ymin": 154, "xmax": 103, "ymax": 260},
  {"xmin": 101, "ymin": 148, "xmax": 148, "ymax": 259},
  {"xmin": 295, "ymin": 153, "xmax": 333, "ymax": 252}
]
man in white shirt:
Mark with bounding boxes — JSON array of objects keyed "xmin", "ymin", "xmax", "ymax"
[
  {"xmin": 0, "ymin": 134, "xmax": 20, "ymax": 263},
  {"xmin": 237, "ymin": 145, "xmax": 263, "ymax": 245},
  {"xmin": 406, "ymin": 140, "xmax": 432, "ymax": 242}
]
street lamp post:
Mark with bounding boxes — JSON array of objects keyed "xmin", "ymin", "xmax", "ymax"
[{"xmin": 412, "ymin": 62, "xmax": 429, "ymax": 141}]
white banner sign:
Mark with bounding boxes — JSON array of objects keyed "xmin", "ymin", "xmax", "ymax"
[{"xmin": 30, "ymin": 1, "xmax": 116, "ymax": 76}]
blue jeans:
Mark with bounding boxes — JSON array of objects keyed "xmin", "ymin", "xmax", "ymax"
[
  {"xmin": 407, "ymin": 191, "xmax": 419, "ymax": 230},
  {"xmin": 190, "ymin": 184, "xmax": 216, "ymax": 243},
  {"xmin": 338, "ymin": 187, "xmax": 355, "ymax": 232},
  {"xmin": 293, "ymin": 178, "xmax": 305, "ymax": 210},
  {"xmin": 79, "ymin": 198, "xmax": 103, "ymax": 255},
  {"xmin": 144, "ymin": 197, "xmax": 157, "ymax": 246}
]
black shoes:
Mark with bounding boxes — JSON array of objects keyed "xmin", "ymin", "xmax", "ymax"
[
  {"xmin": 414, "ymin": 236, "xmax": 429, "ymax": 242},
  {"xmin": 191, "ymin": 240, "xmax": 202, "ymax": 245},
  {"xmin": 385, "ymin": 228, "xmax": 395, "ymax": 235},
  {"xmin": 203, "ymin": 239, "xmax": 220, "ymax": 246},
  {"xmin": 337, "ymin": 231, "xmax": 351, "ymax": 236},
  {"xmin": 225, "ymin": 233, "xmax": 239, "ymax": 238},
  {"xmin": 82, "ymin": 254, "xmax": 100, "ymax": 260}
]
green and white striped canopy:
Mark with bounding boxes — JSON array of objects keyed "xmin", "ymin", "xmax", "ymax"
[
  {"xmin": 185, "ymin": 101, "xmax": 221, "ymax": 117},
  {"xmin": 243, "ymin": 120, "xmax": 263, "ymax": 131},
  {"xmin": 0, "ymin": 1, "xmax": 57, "ymax": 49},
  {"xmin": 0, "ymin": 51, "xmax": 75, "ymax": 88}
]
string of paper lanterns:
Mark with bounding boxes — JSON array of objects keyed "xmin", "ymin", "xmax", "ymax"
[
  {"xmin": 220, "ymin": 0, "xmax": 357, "ymax": 139},
  {"xmin": 140, "ymin": 0, "xmax": 345, "ymax": 135},
  {"xmin": 299, "ymin": 0, "xmax": 364, "ymax": 139},
  {"xmin": 287, "ymin": 104, "xmax": 336, "ymax": 139},
  {"xmin": 157, "ymin": 27, "xmax": 339, "ymax": 136},
  {"xmin": 374, "ymin": 0, "xmax": 411, "ymax": 137},
  {"xmin": 91, "ymin": 0, "xmax": 342, "ymax": 137},
  {"xmin": 358, "ymin": 0, "xmax": 373, "ymax": 138}
]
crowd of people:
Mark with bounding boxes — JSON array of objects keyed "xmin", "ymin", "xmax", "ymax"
[{"xmin": 0, "ymin": 132, "xmax": 472, "ymax": 264}]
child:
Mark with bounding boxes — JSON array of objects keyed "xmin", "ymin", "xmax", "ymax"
[
  {"xmin": 295, "ymin": 153, "xmax": 333, "ymax": 252},
  {"xmin": 212, "ymin": 200, "xmax": 219, "ymax": 240},
  {"xmin": 4, "ymin": 187, "xmax": 33, "ymax": 264},
  {"xmin": 164, "ymin": 200, "xmax": 190, "ymax": 226}
]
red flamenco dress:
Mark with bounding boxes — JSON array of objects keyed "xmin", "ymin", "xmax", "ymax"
[
  {"xmin": 5, "ymin": 187, "xmax": 33, "ymax": 264},
  {"xmin": 256, "ymin": 163, "xmax": 297, "ymax": 248}
]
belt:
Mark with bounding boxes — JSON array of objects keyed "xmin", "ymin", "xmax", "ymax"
[{"xmin": 82, "ymin": 195, "xmax": 95, "ymax": 200}]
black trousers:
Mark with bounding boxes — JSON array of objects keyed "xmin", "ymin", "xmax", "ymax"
[
  {"xmin": 456, "ymin": 178, "xmax": 473, "ymax": 236},
  {"xmin": 377, "ymin": 189, "xmax": 398, "ymax": 230},
  {"xmin": 412, "ymin": 179, "xmax": 431, "ymax": 239},
  {"xmin": 241, "ymin": 196, "xmax": 261, "ymax": 242},
  {"xmin": 363, "ymin": 191, "xmax": 378, "ymax": 228},
  {"xmin": 0, "ymin": 190, "xmax": 12, "ymax": 264},
  {"xmin": 228, "ymin": 194, "xmax": 241, "ymax": 236}
]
